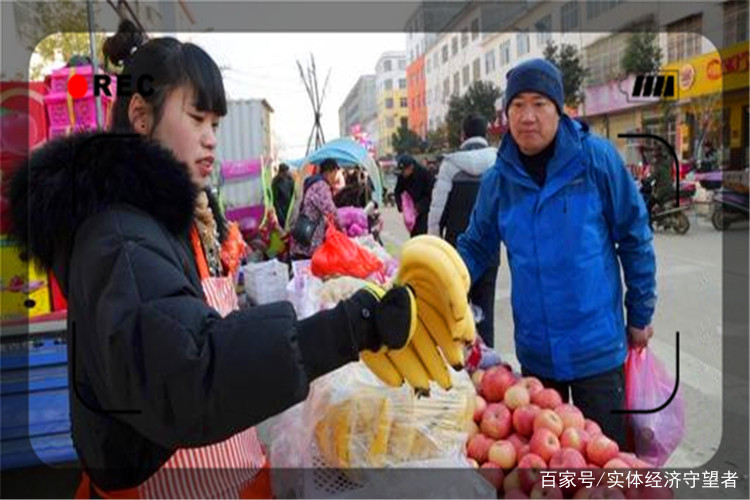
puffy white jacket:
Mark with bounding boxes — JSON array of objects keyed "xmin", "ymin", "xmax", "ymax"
[{"xmin": 427, "ymin": 137, "xmax": 498, "ymax": 236}]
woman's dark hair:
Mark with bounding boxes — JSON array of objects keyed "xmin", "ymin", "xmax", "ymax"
[
  {"xmin": 103, "ymin": 20, "xmax": 227, "ymax": 133},
  {"xmin": 320, "ymin": 158, "xmax": 340, "ymax": 174}
]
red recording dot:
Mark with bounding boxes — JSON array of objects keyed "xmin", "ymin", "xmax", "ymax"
[{"xmin": 67, "ymin": 74, "xmax": 88, "ymax": 99}]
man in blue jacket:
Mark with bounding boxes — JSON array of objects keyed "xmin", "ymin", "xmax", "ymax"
[{"xmin": 457, "ymin": 59, "xmax": 656, "ymax": 447}]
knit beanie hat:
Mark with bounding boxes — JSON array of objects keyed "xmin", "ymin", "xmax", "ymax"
[{"xmin": 504, "ymin": 58, "xmax": 564, "ymax": 114}]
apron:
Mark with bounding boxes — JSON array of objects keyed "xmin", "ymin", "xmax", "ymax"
[{"xmin": 76, "ymin": 225, "xmax": 270, "ymax": 499}]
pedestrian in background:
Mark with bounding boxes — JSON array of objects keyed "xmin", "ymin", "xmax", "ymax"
[
  {"xmin": 394, "ymin": 154, "xmax": 435, "ymax": 236},
  {"xmin": 272, "ymin": 162, "xmax": 295, "ymax": 228},
  {"xmin": 428, "ymin": 114, "xmax": 499, "ymax": 347}
]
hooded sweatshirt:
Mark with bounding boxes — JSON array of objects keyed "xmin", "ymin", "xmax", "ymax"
[{"xmin": 427, "ymin": 136, "xmax": 498, "ymax": 241}]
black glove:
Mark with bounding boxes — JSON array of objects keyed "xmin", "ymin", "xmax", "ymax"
[{"xmin": 296, "ymin": 286, "xmax": 414, "ymax": 382}]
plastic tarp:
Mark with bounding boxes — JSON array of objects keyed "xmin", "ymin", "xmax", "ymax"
[{"xmin": 289, "ymin": 139, "xmax": 383, "ymax": 205}]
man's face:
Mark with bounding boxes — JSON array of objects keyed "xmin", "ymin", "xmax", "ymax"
[
  {"xmin": 402, "ymin": 164, "xmax": 415, "ymax": 178},
  {"xmin": 507, "ymin": 92, "xmax": 560, "ymax": 156}
]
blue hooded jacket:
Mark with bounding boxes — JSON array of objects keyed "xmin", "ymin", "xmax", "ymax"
[{"xmin": 457, "ymin": 116, "xmax": 656, "ymax": 381}]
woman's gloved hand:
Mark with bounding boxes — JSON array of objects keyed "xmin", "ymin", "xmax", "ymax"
[{"xmin": 295, "ymin": 285, "xmax": 416, "ymax": 383}]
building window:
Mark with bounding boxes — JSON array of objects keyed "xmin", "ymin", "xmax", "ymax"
[
  {"xmin": 443, "ymin": 78, "xmax": 450, "ymax": 100},
  {"xmin": 399, "ymin": 59, "xmax": 407, "ymax": 70},
  {"xmin": 499, "ymin": 40, "xmax": 511, "ymax": 66},
  {"xmin": 442, "ymin": 44, "xmax": 449, "ymax": 63},
  {"xmin": 453, "ymin": 72, "xmax": 460, "ymax": 93},
  {"xmin": 517, "ymin": 31, "xmax": 530, "ymax": 57},
  {"xmin": 471, "ymin": 18, "xmax": 480, "ymax": 40},
  {"xmin": 399, "ymin": 78, "xmax": 407, "ymax": 89},
  {"xmin": 384, "ymin": 59, "xmax": 392, "ymax": 71},
  {"xmin": 461, "ymin": 29, "xmax": 469, "ymax": 48},
  {"xmin": 385, "ymin": 98, "xmax": 394, "ymax": 109},
  {"xmin": 724, "ymin": 1, "xmax": 748, "ymax": 46},
  {"xmin": 473, "ymin": 58, "xmax": 481, "ymax": 81},
  {"xmin": 386, "ymin": 117, "xmax": 395, "ymax": 128},
  {"xmin": 426, "ymin": 58, "xmax": 432, "ymax": 72},
  {"xmin": 452, "ymin": 36, "xmax": 459, "ymax": 56},
  {"xmin": 667, "ymin": 14, "xmax": 702, "ymax": 62},
  {"xmin": 485, "ymin": 49, "xmax": 496, "ymax": 74},
  {"xmin": 586, "ymin": 0, "xmax": 619, "ymax": 20},
  {"xmin": 585, "ymin": 32, "xmax": 629, "ymax": 86},
  {"xmin": 401, "ymin": 117, "xmax": 408, "ymax": 129},
  {"xmin": 384, "ymin": 79, "xmax": 393, "ymax": 91},
  {"xmin": 561, "ymin": 1, "xmax": 579, "ymax": 31},
  {"xmin": 461, "ymin": 65, "xmax": 469, "ymax": 87},
  {"xmin": 400, "ymin": 97, "xmax": 408, "ymax": 108},
  {"xmin": 434, "ymin": 52, "xmax": 439, "ymax": 68},
  {"xmin": 535, "ymin": 15, "xmax": 552, "ymax": 46}
]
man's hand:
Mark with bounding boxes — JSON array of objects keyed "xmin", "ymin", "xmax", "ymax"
[{"xmin": 628, "ymin": 325, "xmax": 654, "ymax": 349}]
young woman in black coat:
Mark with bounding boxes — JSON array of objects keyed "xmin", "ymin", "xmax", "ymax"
[{"xmin": 7, "ymin": 21, "xmax": 413, "ymax": 497}]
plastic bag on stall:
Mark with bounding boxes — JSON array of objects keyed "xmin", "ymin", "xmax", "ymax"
[
  {"xmin": 625, "ymin": 347, "xmax": 685, "ymax": 466},
  {"xmin": 401, "ymin": 192, "xmax": 416, "ymax": 232},
  {"xmin": 286, "ymin": 259, "xmax": 323, "ymax": 320},
  {"xmin": 311, "ymin": 217, "xmax": 384, "ymax": 279},
  {"xmin": 338, "ymin": 206, "xmax": 369, "ymax": 237},
  {"xmin": 269, "ymin": 363, "xmax": 476, "ymax": 474}
]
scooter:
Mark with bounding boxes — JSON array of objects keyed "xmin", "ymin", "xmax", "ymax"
[
  {"xmin": 640, "ymin": 177, "xmax": 695, "ymax": 234},
  {"xmin": 711, "ymin": 187, "xmax": 749, "ymax": 230}
]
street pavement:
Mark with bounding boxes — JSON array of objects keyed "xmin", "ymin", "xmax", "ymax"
[{"xmin": 379, "ymin": 205, "xmax": 749, "ymax": 471}]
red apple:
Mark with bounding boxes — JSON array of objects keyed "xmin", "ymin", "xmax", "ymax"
[
  {"xmin": 531, "ymin": 388, "xmax": 563, "ymax": 410},
  {"xmin": 467, "ymin": 419, "xmax": 480, "ymax": 438},
  {"xmin": 554, "ymin": 404, "xmax": 585, "ymax": 430},
  {"xmin": 513, "ymin": 404, "xmax": 541, "ymax": 437},
  {"xmin": 482, "ymin": 366, "xmax": 518, "ymax": 402},
  {"xmin": 529, "ymin": 481, "xmax": 564, "ymax": 499},
  {"xmin": 488, "ymin": 440, "xmax": 517, "ymax": 469},
  {"xmin": 529, "ymin": 428, "xmax": 561, "ymax": 463},
  {"xmin": 467, "ymin": 433, "xmax": 495, "ymax": 463},
  {"xmin": 560, "ymin": 427, "xmax": 590, "ymax": 455},
  {"xmin": 472, "ymin": 368, "xmax": 485, "ymax": 389},
  {"xmin": 584, "ymin": 419, "xmax": 602, "ymax": 437},
  {"xmin": 504, "ymin": 469, "xmax": 522, "ymax": 493},
  {"xmin": 505, "ymin": 489, "xmax": 529, "ymax": 499},
  {"xmin": 504, "ymin": 384, "xmax": 531, "ymax": 410},
  {"xmin": 475, "ymin": 395, "xmax": 488, "ymax": 422},
  {"xmin": 519, "ymin": 376, "xmax": 544, "ymax": 397},
  {"xmin": 533, "ymin": 409, "xmax": 564, "ymax": 437},
  {"xmin": 604, "ymin": 458, "xmax": 630, "ymax": 469},
  {"xmin": 586, "ymin": 435, "xmax": 620, "ymax": 467},
  {"xmin": 507, "ymin": 433, "xmax": 529, "ymax": 456},
  {"xmin": 518, "ymin": 467, "xmax": 544, "ymax": 495},
  {"xmin": 549, "ymin": 447, "xmax": 587, "ymax": 469},
  {"xmin": 518, "ymin": 444, "xmax": 531, "ymax": 459},
  {"xmin": 518, "ymin": 453, "xmax": 547, "ymax": 469},
  {"xmin": 480, "ymin": 462, "xmax": 505, "ymax": 490},
  {"xmin": 481, "ymin": 403, "xmax": 513, "ymax": 439}
]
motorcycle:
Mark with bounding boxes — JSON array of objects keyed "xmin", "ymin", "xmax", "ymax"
[
  {"xmin": 640, "ymin": 177, "xmax": 695, "ymax": 234},
  {"xmin": 711, "ymin": 187, "xmax": 749, "ymax": 230}
]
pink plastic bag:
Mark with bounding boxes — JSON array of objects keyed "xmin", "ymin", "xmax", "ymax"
[
  {"xmin": 625, "ymin": 347, "xmax": 685, "ymax": 466},
  {"xmin": 401, "ymin": 192, "xmax": 416, "ymax": 232}
]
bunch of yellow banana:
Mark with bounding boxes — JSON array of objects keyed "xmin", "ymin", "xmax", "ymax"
[{"xmin": 360, "ymin": 235, "xmax": 475, "ymax": 396}]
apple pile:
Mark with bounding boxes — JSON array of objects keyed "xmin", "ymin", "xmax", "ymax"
[{"xmin": 466, "ymin": 366, "xmax": 668, "ymax": 499}]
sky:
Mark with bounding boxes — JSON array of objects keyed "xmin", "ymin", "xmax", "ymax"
[{"xmin": 190, "ymin": 33, "xmax": 406, "ymax": 160}]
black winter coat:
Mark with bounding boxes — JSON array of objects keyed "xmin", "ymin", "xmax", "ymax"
[{"xmin": 7, "ymin": 133, "xmax": 358, "ymax": 490}]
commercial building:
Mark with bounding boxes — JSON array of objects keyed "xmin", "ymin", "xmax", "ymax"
[
  {"xmin": 375, "ymin": 51, "xmax": 409, "ymax": 157},
  {"xmin": 338, "ymin": 75, "xmax": 377, "ymax": 140}
]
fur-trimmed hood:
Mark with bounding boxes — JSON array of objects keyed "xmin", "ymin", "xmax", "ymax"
[{"xmin": 6, "ymin": 132, "xmax": 199, "ymax": 276}]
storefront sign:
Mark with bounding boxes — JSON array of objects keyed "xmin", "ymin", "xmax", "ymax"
[{"xmin": 662, "ymin": 42, "xmax": 749, "ymax": 98}]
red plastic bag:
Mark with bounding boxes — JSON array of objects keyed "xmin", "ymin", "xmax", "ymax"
[
  {"xmin": 401, "ymin": 191, "xmax": 416, "ymax": 232},
  {"xmin": 311, "ymin": 220, "xmax": 384, "ymax": 279},
  {"xmin": 625, "ymin": 347, "xmax": 685, "ymax": 466}
]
